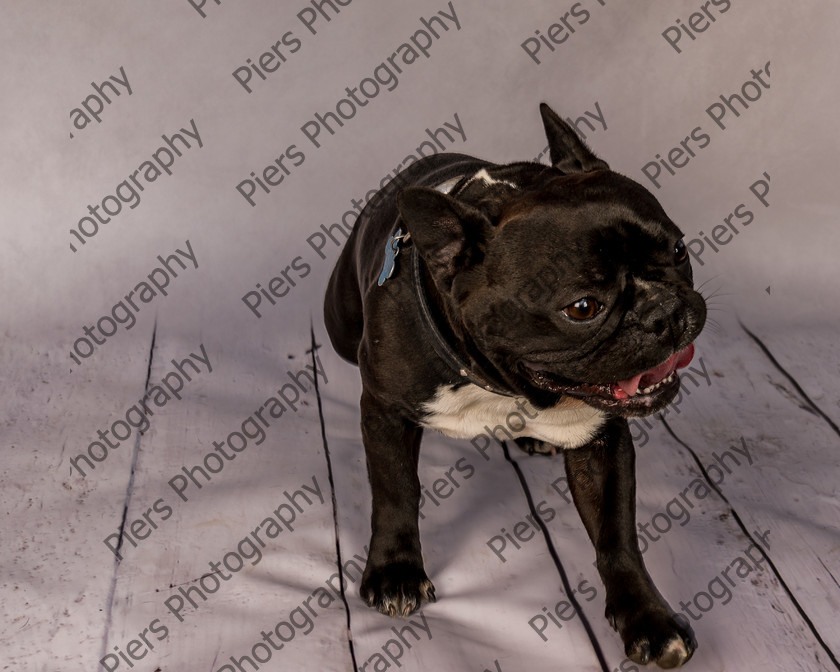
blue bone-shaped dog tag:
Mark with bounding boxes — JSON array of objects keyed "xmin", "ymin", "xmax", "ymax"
[{"xmin": 377, "ymin": 228, "xmax": 408, "ymax": 286}]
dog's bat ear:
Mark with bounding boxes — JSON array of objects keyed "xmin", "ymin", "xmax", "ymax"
[
  {"xmin": 397, "ymin": 187, "xmax": 491, "ymax": 288},
  {"xmin": 540, "ymin": 103, "xmax": 610, "ymax": 174}
]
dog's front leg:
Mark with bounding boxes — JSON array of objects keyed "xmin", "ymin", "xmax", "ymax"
[
  {"xmin": 565, "ymin": 417, "xmax": 696, "ymax": 669},
  {"xmin": 358, "ymin": 391, "xmax": 435, "ymax": 617}
]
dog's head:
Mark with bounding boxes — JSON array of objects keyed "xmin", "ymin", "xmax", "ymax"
[{"xmin": 397, "ymin": 104, "xmax": 706, "ymax": 417}]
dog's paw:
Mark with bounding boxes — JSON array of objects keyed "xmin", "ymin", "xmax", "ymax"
[
  {"xmin": 610, "ymin": 608, "xmax": 696, "ymax": 669},
  {"xmin": 513, "ymin": 437, "xmax": 558, "ymax": 456},
  {"xmin": 360, "ymin": 562, "xmax": 436, "ymax": 618}
]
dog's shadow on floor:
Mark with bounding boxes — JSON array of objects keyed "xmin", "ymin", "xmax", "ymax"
[{"xmin": 414, "ymin": 434, "xmax": 571, "ymax": 596}]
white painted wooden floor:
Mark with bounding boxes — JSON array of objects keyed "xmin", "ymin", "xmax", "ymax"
[{"xmin": 4, "ymin": 313, "xmax": 839, "ymax": 671}]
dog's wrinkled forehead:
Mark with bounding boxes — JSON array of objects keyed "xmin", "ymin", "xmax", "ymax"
[
  {"xmin": 499, "ymin": 171, "xmax": 682, "ymax": 242},
  {"xmin": 510, "ymin": 170, "xmax": 673, "ymax": 221},
  {"xmin": 480, "ymin": 170, "xmax": 685, "ymax": 277}
]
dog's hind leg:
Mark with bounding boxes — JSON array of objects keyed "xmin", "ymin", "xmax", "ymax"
[{"xmin": 323, "ymin": 246, "xmax": 364, "ymax": 364}]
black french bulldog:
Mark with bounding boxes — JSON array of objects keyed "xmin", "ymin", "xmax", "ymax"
[{"xmin": 324, "ymin": 103, "xmax": 706, "ymax": 668}]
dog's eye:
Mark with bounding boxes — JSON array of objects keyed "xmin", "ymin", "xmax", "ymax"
[
  {"xmin": 673, "ymin": 239, "xmax": 688, "ymax": 264},
  {"xmin": 563, "ymin": 297, "xmax": 602, "ymax": 321}
]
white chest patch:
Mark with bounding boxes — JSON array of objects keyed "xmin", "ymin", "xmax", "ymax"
[{"xmin": 420, "ymin": 383, "xmax": 606, "ymax": 450}]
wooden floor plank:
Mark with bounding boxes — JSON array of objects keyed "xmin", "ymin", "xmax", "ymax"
[
  {"xmin": 741, "ymin": 323, "xmax": 840, "ymax": 433},
  {"xmin": 99, "ymin": 317, "xmax": 356, "ymax": 672},
  {"xmin": 0, "ymin": 328, "xmax": 154, "ymax": 670},
  {"xmin": 641, "ymin": 324, "xmax": 840, "ymax": 668}
]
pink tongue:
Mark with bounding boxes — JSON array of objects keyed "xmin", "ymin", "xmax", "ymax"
[{"xmin": 616, "ymin": 343, "xmax": 695, "ymax": 397}]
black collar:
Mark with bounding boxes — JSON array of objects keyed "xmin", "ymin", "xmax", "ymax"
[
  {"xmin": 410, "ymin": 242, "xmax": 515, "ymax": 397},
  {"xmin": 378, "ymin": 172, "xmax": 515, "ymax": 397}
]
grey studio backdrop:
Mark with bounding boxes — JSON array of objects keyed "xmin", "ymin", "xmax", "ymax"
[{"xmin": 2, "ymin": 1, "xmax": 839, "ymax": 671}]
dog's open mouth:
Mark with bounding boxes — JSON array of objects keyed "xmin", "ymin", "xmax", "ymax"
[{"xmin": 521, "ymin": 344, "xmax": 695, "ymax": 415}]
